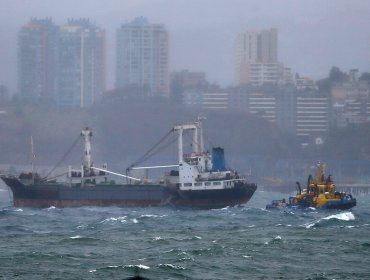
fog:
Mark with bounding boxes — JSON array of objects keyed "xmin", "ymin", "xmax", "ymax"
[
  {"xmin": 1, "ymin": 0, "xmax": 370, "ymax": 90},
  {"xmin": 1, "ymin": 0, "xmax": 370, "ymax": 184}
]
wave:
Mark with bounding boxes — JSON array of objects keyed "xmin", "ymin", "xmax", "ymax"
[
  {"xmin": 70, "ymin": 235, "xmax": 83, "ymax": 239},
  {"xmin": 89, "ymin": 264, "xmax": 150, "ymax": 274},
  {"xmin": 264, "ymin": 235, "xmax": 282, "ymax": 245},
  {"xmin": 323, "ymin": 212, "xmax": 355, "ymax": 221},
  {"xmin": 139, "ymin": 214, "xmax": 168, "ymax": 218},
  {"xmin": 123, "ymin": 264, "xmax": 150, "ymax": 270},
  {"xmin": 158, "ymin": 263, "xmax": 186, "ymax": 270},
  {"xmin": 305, "ymin": 212, "xmax": 355, "ymax": 228},
  {"xmin": 100, "ymin": 216, "xmax": 127, "ymax": 224}
]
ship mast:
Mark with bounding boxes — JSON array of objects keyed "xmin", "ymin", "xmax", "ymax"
[
  {"xmin": 81, "ymin": 127, "xmax": 93, "ymax": 174},
  {"xmin": 174, "ymin": 122, "xmax": 199, "ymax": 162}
]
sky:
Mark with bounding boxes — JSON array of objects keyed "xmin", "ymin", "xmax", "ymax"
[{"xmin": 0, "ymin": 0, "xmax": 370, "ymax": 92}]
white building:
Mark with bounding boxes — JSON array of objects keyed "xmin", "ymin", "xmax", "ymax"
[
  {"xmin": 116, "ymin": 17, "xmax": 169, "ymax": 97},
  {"xmin": 235, "ymin": 29, "xmax": 284, "ymax": 86},
  {"xmin": 296, "ymin": 96, "xmax": 329, "ymax": 137},
  {"xmin": 247, "ymin": 92, "xmax": 276, "ymax": 122},
  {"xmin": 202, "ymin": 92, "xmax": 229, "ymax": 110}
]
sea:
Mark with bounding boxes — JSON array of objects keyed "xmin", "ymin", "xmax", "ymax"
[{"xmin": 0, "ymin": 186, "xmax": 369, "ymax": 280}]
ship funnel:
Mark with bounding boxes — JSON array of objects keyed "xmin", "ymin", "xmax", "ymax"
[{"xmin": 212, "ymin": 147, "xmax": 226, "ymax": 171}]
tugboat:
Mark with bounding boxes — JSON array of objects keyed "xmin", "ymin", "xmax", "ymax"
[
  {"xmin": 266, "ymin": 162, "xmax": 356, "ymax": 210},
  {"xmin": 0, "ymin": 119, "xmax": 257, "ymax": 209}
]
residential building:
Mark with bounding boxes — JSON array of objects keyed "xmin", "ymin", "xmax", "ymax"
[
  {"xmin": 116, "ymin": 17, "xmax": 169, "ymax": 97},
  {"xmin": 202, "ymin": 91, "xmax": 229, "ymax": 110},
  {"xmin": 171, "ymin": 70, "xmax": 208, "ymax": 103},
  {"xmin": 182, "ymin": 89, "xmax": 203, "ymax": 107},
  {"xmin": 295, "ymin": 95, "xmax": 330, "ymax": 138},
  {"xmin": 235, "ymin": 28, "xmax": 284, "ymax": 86},
  {"xmin": 18, "ymin": 18, "xmax": 58, "ymax": 104},
  {"xmin": 295, "ymin": 76, "xmax": 317, "ymax": 90},
  {"xmin": 18, "ymin": 18, "xmax": 105, "ymax": 108},
  {"xmin": 331, "ymin": 81, "xmax": 369, "ymax": 104},
  {"xmin": 230, "ymin": 85, "xmax": 329, "ymax": 139},
  {"xmin": 247, "ymin": 92, "xmax": 276, "ymax": 122},
  {"xmin": 330, "ymin": 73, "xmax": 370, "ymax": 126},
  {"xmin": 57, "ymin": 19, "xmax": 105, "ymax": 108}
]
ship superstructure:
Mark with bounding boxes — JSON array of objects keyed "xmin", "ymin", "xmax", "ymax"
[{"xmin": 174, "ymin": 120, "xmax": 248, "ymax": 192}]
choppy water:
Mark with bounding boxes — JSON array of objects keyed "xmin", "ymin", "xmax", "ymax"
[{"xmin": 0, "ymin": 188, "xmax": 370, "ymax": 280}]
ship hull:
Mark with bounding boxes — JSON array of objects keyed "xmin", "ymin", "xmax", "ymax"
[
  {"xmin": 1, "ymin": 176, "xmax": 257, "ymax": 209},
  {"xmin": 169, "ymin": 183, "xmax": 257, "ymax": 209}
]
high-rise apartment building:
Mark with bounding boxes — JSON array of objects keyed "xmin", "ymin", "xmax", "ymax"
[
  {"xmin": 235, "ymin": 28, "xmax": 283, "ymax": 86},
  {"xmin": 18, "ymin": 18, "xmax": 105, "ymax": 108},
  {"xmin": 57, "ymin": 19, "xmax": 105, "ymax": 108},
  {"xmin": 116, "ymin": 17, "xmax": 169, "ymax": 97},
  {"xmin": 18, "ymin": 18, "xmax": 58, "ymax": 103}
]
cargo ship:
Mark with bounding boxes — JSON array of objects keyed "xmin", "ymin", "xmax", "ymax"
[
  {"xmin": 266, "ymin": 162, "xmax": 356, "ymax": 210},
  {"xmin": 1, "ymin": 119, "xmax": 257, "ymax": 209}
]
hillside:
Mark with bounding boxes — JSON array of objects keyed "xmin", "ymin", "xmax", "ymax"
[
  {"xmin": 2, "ymin": 97, "xmax": 370, "ymax": 181},
  {"xmin": 0, "ymin": 99, "xmax": 297, "ymax": 170}
]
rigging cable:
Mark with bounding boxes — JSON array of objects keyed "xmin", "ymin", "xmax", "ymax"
[
  {"xmin": 128, "ymin": 129, "xmax": 174, "ymax": 169},
  {"xmin": 133, "ymin": 135, "xmax": 178, "ymax": 167},
  {"xmin": 43, "ymin": 134, "xmax": 81, "ymax": 180}
]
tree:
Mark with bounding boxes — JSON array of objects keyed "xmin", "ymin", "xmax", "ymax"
[
  {"xmin": 359, "ymin": 72, "xmax": 370, "ymax": 83},
  {"xmin": 329, "ymin": 66, "xmax": 348, "ymax": 83}
]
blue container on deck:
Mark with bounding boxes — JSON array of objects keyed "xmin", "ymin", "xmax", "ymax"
[{"xmin": 212, "ymin": 147, "xmax": 226, "ymax": 171}]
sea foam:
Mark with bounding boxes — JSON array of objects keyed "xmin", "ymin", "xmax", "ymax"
[{"xmin": 305, "ymin": 212, "xmax": 355, "ymax": 228}]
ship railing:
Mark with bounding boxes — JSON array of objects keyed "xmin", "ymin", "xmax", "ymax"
[{"xmin": 180, "ymin": 178, "xmax": 247, "ymax": 190}]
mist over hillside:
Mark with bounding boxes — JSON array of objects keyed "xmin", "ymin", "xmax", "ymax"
[
  {"xmin": 2, "ymin": 95, "xmax": 370, "ymax": 182},
  {"xmin": 0, "ymin": 97, "xmax": 297, "ymax": 169}
]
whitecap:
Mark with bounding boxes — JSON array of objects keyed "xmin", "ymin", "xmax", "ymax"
[
  {"xmin": 194, "ymin": 235, "xmax": 202, "ymax": 239},
  {"xmin": 305, "ymin": 212, "xmax": 355, "ymax": 228},
  {"xmin": 154, "ymin": 236, "xmax": 162, "ymax": 241},
  {"xmin": 124, "ymin": 264, "xmax": 150, "ymax": 270},
  {"xmin": 179, "ymin": 256, "xmax": 194, "ymax": 261},
  {"xmin": 132, "ymin": 218, "xmax": 138, "ymax": 223},
  {"xmin": 264, "ymin": 235, "xmax": 282, "ymax": 245},
  {"xmin": 158, "ymin": 263, "xmax": 185, "ymax": 270},
  {"xmin": 242, "ymin": 255, "xmax": 252, "ymax": 258},
  {"xmin": 89, "ymin": 269, "xmax": 96, "ymax": 273},
  {"xmin": 323, "ymin": 212, "xmax": 355, "ymax": 222},
  {"xmin": 140, "ymin": 214, "xmax": 158, "ymax": 218},
  {"xmin": 137, "ymin": 264, "xmax": 150, "ymax": 270},
  {"xmin": 305, "ymin": 222, "xmax": 316, "ymax": 229},
  {"xmin": 101, "ymin": 216, "xmax": 127, "ymax": 223},
  {"xmin": 70, "ymin": 235, "xmax": 83, "ymax": 239}
]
